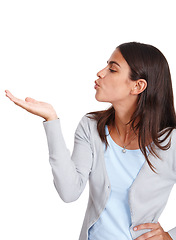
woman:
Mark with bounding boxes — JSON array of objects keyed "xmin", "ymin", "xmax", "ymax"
[{"xmin": 5, "ymin": 42, "xmax": 176, "ymax": 240}]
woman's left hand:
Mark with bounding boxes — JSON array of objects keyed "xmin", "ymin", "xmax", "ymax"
[{"xmin": 133, "ymin": 222, "xmax": 172, "ymax": 240}]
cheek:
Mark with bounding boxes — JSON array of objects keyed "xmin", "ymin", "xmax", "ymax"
[
  {"xmin": 104, "ymin": 80, "xmax": 131, "ymax": 101},
  {"xmin": 102, "ymin": 77, "xmax": 117, "ymax": 91},
  {"xmin": 103, "ymin": 78, "xmax": 122, "ymax": 95},
  {"xmin": 95, "ymin": 84, "xmax": 118, "ymax": 102}
]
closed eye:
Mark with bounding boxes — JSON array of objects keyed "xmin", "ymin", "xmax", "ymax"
[{"xmin": 109, "ymin": 69, "xmax": 116, "ymax": 73}]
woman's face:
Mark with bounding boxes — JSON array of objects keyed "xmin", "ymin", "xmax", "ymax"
[{"xmin": 95, "ymin": 48, "xmax": 136, "ymax": 105}]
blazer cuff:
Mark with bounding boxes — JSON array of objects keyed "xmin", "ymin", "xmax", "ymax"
[
  {"xmin": 168, "ymin": 227, "xmax": 176, "ymax": 240},
  {"xmin": 43, "ymin": 118, "xmax": 59, "ymax": 123}
]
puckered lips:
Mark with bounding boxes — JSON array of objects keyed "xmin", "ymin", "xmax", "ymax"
[{"xmin": 94, "ymin": 80, "xmax": 100, "ymax": 89}]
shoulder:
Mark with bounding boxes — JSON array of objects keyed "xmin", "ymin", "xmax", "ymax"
[
  {"xmin": 74, "ymin": 114, "xmax": 100, "ymax": 147},
  {"xmin": 77, "ymin": 114, "xmax": 98, "ymax": 131},
  {"xmin": 170, "ymin": 128, "xmax": 176, "ymax": 146},
  {"xmin": 157, "ymin": 127, "xmax": 176, "ymax": 149}
]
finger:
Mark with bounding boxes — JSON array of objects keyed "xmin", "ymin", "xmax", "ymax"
[
  {"xmin": 5, "ymin": 90, "xmax": 16, "ymax": 102},
  {"xmin": 13, "ymin": 98, "xmax": 30, "ymax": 109},
  {"xmin": 134, "ymin": 222, "xmax": 160, "ymax": 231},
  {"xmin": 135, "ymin": 228, "xmax": 162, "ymax": 240},
  {"xmin": 6, "ymin": 90, "xmax": 31, "ymax": 109},
  {"xmin": 5, "ymin": 90, "xmax": 35, "ymax": 110}
]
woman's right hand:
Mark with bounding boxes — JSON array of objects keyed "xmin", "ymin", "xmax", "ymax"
[{"xmin": 5, "ymin": 90, "xmax": 58, "ymax": 121}]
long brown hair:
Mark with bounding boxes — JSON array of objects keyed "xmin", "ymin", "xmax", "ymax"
[{"xmin": 88, "ymin": 42, "xmax": 176, "ymax": 172}]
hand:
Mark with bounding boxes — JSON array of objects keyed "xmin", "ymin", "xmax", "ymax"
[
  {"xmin": 133, "ymin": 222, "xmax": 172, "ymax": 240},
  {"xmin": 5, "ymin": 90, "xmax": 58, "ymax": 121}
]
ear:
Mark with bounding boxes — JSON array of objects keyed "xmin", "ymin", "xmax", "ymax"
[{"xmin": 130, "ymin": 79, "xmax": 147, "ymax": 95}]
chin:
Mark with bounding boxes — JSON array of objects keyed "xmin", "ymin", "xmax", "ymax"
[
  {"xmin": 95, "ymin": 93, "xmax": 102, "ymax": 102},
  {"xmin": 95, "ymin": 94, "xmax": 109, "ymax": 103}
]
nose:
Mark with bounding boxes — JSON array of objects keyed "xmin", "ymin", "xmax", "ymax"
[{"xmin": 97, "ymin": 67, "xmax": 106, "ymax": 79}]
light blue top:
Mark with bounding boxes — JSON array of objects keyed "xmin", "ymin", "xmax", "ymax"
[{"xmin": 88, "ymin": 125, "xmax": 145, "ymax": 240}]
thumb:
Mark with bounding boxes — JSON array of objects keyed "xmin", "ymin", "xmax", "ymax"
[{"xmin": 25, "ymin": 97, "xmax": 38, "ymax": 104}]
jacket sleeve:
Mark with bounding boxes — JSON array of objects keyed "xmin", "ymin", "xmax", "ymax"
[
  {"xmin": 43, "ymin": 116, "xmax": 93, "ymax": 203},
  {"xmin": 167, "ymin": 139, "xmax": 176, "ymax": 240},
  {"xmin": 168, "ymin": 227, "xmax": 176, "ymax": 239}
]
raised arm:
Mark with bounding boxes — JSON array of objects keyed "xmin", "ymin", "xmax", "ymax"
[
  {"xmin": 43, "ymin": 116, "xmax": 93, "ymax": 202},
  {"xmin": 5, "ymin": 90, "xmax": 93, "ymax": 202}
]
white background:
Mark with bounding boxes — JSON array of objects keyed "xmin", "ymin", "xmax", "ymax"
[{"xmin": 0, "ymin": 0, "xmax": 176, "ymax": 239}]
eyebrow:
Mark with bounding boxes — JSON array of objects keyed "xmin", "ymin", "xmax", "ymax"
[{"xmin": 107, "ymin": 60, "xmax": 121, "ymax": 68}]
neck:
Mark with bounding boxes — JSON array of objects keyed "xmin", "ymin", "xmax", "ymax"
[{"xmin": 113, "ymin": 101, "xmax": 138, "ymax": 142}]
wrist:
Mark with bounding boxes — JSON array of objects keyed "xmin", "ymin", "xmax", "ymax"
[{"xmin": 45, "ymin": 113, "xmax": 58, "ymax": 122}]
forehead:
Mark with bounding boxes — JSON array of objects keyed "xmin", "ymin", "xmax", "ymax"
[{"xmin": 108, "ymin": 48, "xmax": 130, "ymax": 69}]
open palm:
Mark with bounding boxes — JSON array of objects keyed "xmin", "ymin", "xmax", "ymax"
[{"xmin": 5, "ymin": 90, "xmax": 58, "ymax": 121}]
